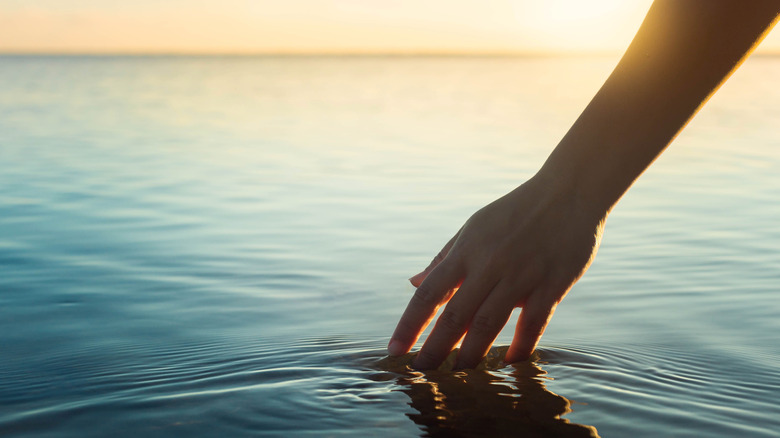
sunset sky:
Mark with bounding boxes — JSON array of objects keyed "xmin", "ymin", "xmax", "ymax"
[{"xmin": 2, "ymin": 0, "xmax": 780, "ymax": 54}]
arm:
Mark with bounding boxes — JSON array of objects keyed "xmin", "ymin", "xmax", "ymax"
[
  {"xmin": 389, "ymin": 0, "xmax": 780, "ymax": 370},
  {"xmin": 544, "ymin": 0, "xmax": 780, "ymax": 215}
]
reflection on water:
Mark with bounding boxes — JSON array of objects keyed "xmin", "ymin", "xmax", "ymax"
[{"xmin": 373, "ymin": 347, "xmax": 598, "ymax": 437}]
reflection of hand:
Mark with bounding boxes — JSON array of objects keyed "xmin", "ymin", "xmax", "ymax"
[
  {"xmin": 378, "ymin": 346, "xmax": 600, "ymax": 437},
  {"xmin": 388, "ymin": 173, "xmax": 607, "ymax": 369}
]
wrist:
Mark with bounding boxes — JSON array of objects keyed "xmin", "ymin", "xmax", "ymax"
[{"xmin": 532, "ymin": 154, "xmax": 618, "ymax": 222}]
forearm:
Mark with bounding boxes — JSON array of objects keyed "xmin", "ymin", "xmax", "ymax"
[{"xmin": 539, "ymin": 0, "xmax": 780, "ymax": 213}]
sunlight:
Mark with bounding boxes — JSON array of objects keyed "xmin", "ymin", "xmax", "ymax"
[
  {"xmin": 525, "ymin": 0, "xmax": 626, "ymax": 24},
  {"xmin": 513, "ymin": 0, "xmax": 652, "ymax": 52}
]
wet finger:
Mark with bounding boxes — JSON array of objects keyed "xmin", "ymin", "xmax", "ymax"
[
  {"xmin": 388, "ymin": 259, "xmax": 463, "ymax": 356},
  {"xmin": 412, "ymin": 276, "xmax": 495, "ymax": 370},
  {"xmin": 454, "ymin": 281, "xmax": 524, "ymax": 369},
  {"xmin": 504, "ymin": 288, "xmax": 559, "ymax": 364}
]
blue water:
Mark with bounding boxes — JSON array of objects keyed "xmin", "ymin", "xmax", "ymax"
[{"xmin": 1, "ymin": 55, "xmax": 779, "ymax": 437}]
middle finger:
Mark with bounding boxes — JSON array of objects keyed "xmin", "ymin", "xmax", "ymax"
[{"xmin": 412, "ymin": 275, "xmax": 497, "ymax": 370}]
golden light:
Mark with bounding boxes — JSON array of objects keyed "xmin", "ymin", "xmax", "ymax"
[
  {"xmin": 512, "ymin": 0, "xmax": 652, "ymax": 53},
  {"xmin": 3, "ymin": 1, "xmax": 780, "ymax": 54}
]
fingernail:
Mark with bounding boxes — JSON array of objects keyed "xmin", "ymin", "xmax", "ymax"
[{"xmin": 387, "ymin": 339, "xmax": 405, "ymax": 356}]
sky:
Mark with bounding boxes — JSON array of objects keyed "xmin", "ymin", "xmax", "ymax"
[{"xmin": 2, "ymin": 0, "xmax": 780, "ymax": 54}]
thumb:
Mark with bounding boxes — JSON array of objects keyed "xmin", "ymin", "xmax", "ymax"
[{"xmin": 409, "ymin": 231, "xmax": 460, "ymax": 287}]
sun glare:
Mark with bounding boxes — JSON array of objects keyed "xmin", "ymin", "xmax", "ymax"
[
  {"xmin": 527, "ymin": 0, "xmax": 626, "ymax": 23},
  {"xmin": 513, "ymin": 0, "xmax": 652, "ymax": 53}
]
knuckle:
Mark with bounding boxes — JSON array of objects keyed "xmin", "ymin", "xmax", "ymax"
[
  {"xmin": 438, "ymin": 309, "xmax": 468, "ymax": 332},
  {"xmin": 470, "ymin": 314, "xmax": 504, "ymax": 335},
  {"xmin": 412, "ymin": 283, "xmax": 440, "ymax": 307}
]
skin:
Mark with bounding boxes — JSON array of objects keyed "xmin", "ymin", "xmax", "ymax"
[{"xmin": 388, "ymin": 0, "xmax": 780, "ymax": 370}]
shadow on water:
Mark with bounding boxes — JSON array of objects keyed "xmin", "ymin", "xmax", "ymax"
[{"xmin": 370, "ymin": 346, "xmax": 599, "ymax": 437}]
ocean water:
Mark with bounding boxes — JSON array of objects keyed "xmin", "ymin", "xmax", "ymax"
[{"xmin": 1, "ymin": 55, "xmax": 779, "ymax": 437}]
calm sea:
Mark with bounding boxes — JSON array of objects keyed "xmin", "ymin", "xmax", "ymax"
[{"xmin": 1, "ymin": 55, "xmax": 779, "ymax": 437}]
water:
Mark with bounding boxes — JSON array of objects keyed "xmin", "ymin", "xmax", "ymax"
[{"xmin": 1, "ymin": 55, "xmax": 779, "ymax": 437}]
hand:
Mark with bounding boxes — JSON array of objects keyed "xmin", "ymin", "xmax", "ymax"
[{"xmin": 388, "ymin": 173, "xmax": 607, "ymax": 369}]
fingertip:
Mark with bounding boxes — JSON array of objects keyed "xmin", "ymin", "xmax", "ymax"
[
  {"xmin": 409, "ymin": 271, "xmax": 425, "ymax": 287},
  {"xmin": 387, "ymin": 339, "xmax": 407, "ymax": 357}
]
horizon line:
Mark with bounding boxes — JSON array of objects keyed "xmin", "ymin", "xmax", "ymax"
[
  {"xmin": 0, "ymin": 49, "xmax": 622, "ymax": 57},
  {"xmin": 2, "ymin": 48, "xmax": 779, "ymax": 57}
]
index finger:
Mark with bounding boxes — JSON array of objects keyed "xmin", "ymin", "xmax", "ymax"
[{"xmin": 388, "ymin": 260, "xmax": 462, "ymax": 356}]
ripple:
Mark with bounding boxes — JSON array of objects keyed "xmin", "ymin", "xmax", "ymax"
[
  {"xmin": 2, "ymin": 333, "xmax": 779, "ymax": 437},
  {"xmin": 538, "ymin": 343, "xmax": 780, "ymax": 438},
  {"xmin": 355, "ymin": 341, "xmax": 780, "ymax": 438}
]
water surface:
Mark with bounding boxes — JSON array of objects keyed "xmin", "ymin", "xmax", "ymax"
[{"xmin": 1, "ymin": 55, "xmax": 779, "ymax": 437}]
